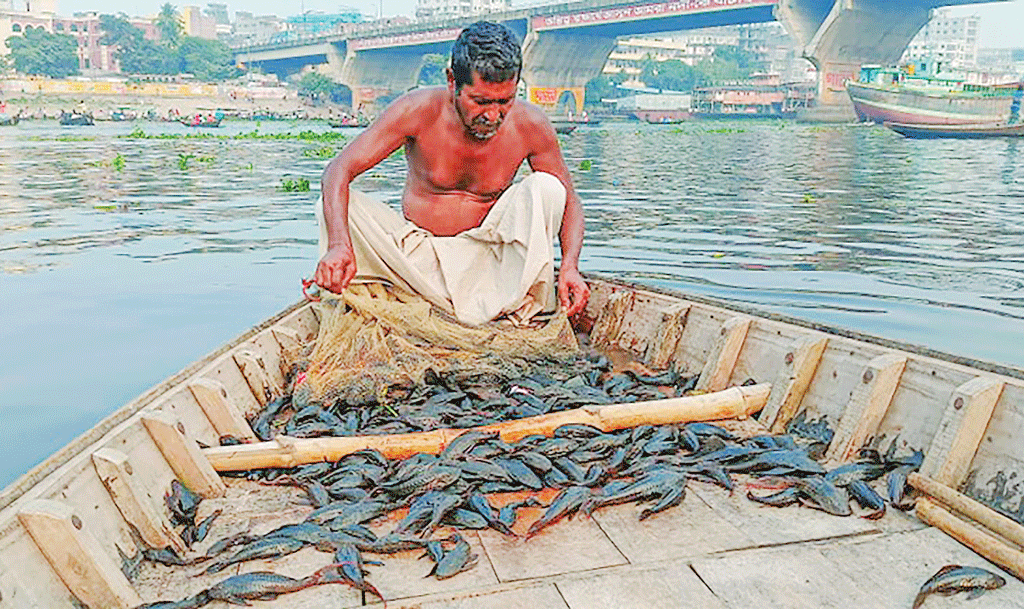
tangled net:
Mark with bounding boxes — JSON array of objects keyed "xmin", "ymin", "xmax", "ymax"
[{"xmin": 296, "ymin": 283, "xmax": 580, "ymax": 405}]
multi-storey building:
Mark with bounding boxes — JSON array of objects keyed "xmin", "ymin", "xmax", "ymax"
[
  {"xmin": 603, "ymin": 30, "xmax": 738, "ymax": 79},
  {"xmin": 415, "ymin": 0, "xmax": 510, "ymax": 21},
  {"xmin": 1, "ymin": 1, "xmax": 158, "ymax": 74},
  {"xmin": 232, "ymin": 11, "xmax": 284, "ymax": 46},
  {"xmin": 181, "ymin": 5, "xmax": 217, "ymax": 40},
  {"xmin": 901, "ymin": 8, "xmax": 979, "ymax": 72}
]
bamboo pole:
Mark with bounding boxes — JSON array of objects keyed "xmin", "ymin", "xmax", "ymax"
[
  {"xmin": 910, "ymin": 472, "xmax": 1024, "ymax": 550},
  {"xmin": 203, "ymin": 383, "xmax": 771, "ymax": 471},
  {"xmin": 916, "ymin": 498, "xmax": 1024, "ymax": 581}
]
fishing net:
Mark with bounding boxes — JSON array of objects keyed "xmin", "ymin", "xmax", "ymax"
[{"xmin": 294, "ymin": 282, "xmax": 580, "ymax": 406}]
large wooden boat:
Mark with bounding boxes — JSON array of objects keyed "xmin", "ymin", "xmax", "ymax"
[
  {"xmin": 2, "ymin": 274, "xmax": 1023, "ymax": 608},
  {"xmin": 59, "ymin": 111, "xmax": 94, "ymax": 126},
  {"xmin": 848, "ymin": 65, "xmax": 1021, "ymax": 126},
  {"xmin": 886, "ymin": 120, "xmax": 1024, "ymax": 139}
]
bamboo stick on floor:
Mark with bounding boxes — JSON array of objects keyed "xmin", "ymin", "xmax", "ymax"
[{"xmin": 202, "ymin": 383, "xmax": 771, "ymax": 471}]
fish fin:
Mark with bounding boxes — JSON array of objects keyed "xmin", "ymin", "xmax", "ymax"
[
  {"xmin": 966, "ymin": 588, "xmax": 987, "ymax": 600},
  {"xmin": 933, "ymin": 564, "xmax": 963, "ymax": 578}
]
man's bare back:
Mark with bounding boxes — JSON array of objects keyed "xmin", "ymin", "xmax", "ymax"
[{"xmin": 315, "ymin": 21, "xmax": 589, "ymax": 318}]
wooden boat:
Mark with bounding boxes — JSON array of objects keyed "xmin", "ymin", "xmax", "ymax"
[
  {"xmin": 551, "ymin": 120, "xmax": 578, "ymax": 134},
  {"xmin": 886, "ymin": 120, "xmax": 1024, "ymax": 139},
  {"xmin": 59, "ymin": 112, "xmax": 94, "ymax": 126},
  {"xmin": 2, "ymin": 274, "xmax": 1023, "ymax": 608},
  {"xmin": 327, "ymin": 117, "xmax": 369, "ymax": 128},
  {"xmin": 0, "ymin": 113, "xmax": 17, "ymax": 126}
]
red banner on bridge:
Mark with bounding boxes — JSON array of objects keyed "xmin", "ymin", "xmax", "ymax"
[
  {"xmin": 350, "ymin": 27, "xmax": 462, "ymax": 51},
  {"xmin": 532, "ymin": 0, "xmax": 777, "ymax": 31}
]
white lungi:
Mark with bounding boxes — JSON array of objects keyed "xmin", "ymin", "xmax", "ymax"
[{"xmin": 317, "ymin": 172, "xmax": 566, "ymax": 326}]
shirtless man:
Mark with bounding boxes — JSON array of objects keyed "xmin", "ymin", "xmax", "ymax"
[{"xmin": 314, "ymin": 21, "xmax": 589, "ymax": 324}]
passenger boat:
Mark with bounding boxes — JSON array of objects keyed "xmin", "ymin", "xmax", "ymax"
[
  {"xmin": 1, "ymin": 274, "xmax": 1022, "ymax": 608},
  {"xmin": 59, "ymin": 111, "xmax": 94, "ymax": 126},
  {"xmin": 886, "ymin": 120, "xmax": 1024, "ymax": 139},
  {"xmin": 848, "ymin": 65, "xmax": 1021, "ymax": 125},
  {"xmin": 181, "ymin": 115, "xmax": 223, "ymax": 128}
]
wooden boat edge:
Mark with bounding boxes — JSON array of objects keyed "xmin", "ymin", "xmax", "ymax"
[
  {"xmin": 0, "ymin": 299, "xmax": 311, "ymax": 512},
  {"xmin": 2, "ymin": 273, "xmax": 1023, "ymax": 606}
]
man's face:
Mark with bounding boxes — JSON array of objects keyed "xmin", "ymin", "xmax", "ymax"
[{"xmin": 449, "ymin": 70, "xmax": 517, "ymax": 141}]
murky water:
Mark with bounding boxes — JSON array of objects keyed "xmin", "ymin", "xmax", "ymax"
[{"xmin": 1, "ymin": 118, "xmax": 1022, "ymax": 488}]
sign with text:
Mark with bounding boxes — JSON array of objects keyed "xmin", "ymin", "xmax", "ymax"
[
  {"xmin": 349, "ymin": 27, "xmax": 461, "ymax": 51},
  {"xmin": 532, "ymin": 0, "xmax": 777, "ymax": 31}
]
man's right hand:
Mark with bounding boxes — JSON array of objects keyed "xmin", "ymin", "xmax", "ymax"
[{"xmin": 314, "ymin": 244, "xmax": 357, "ymax": 294}]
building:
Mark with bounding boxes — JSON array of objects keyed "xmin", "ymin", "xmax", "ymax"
[
  {"xmin": 415, "ymin": 0, "xmax": 510, "ymax": 21},
  {"xmin": 232, "ymin": 11, "xmax": 284, "ymax": 46},
  {"xmin": 901, "ymin": 8, "xmax": 979, "ymax": 72},
  {"xmin": 181, "ymin": 5, "xmax": 217, "ymax": 40},
  {"xmin": 603, "ymin": 29, "xmax": 738, "ymax": 80},
  {"xmin": 1, "ymin": 2, "xmax": 158, "ymax": 74},
  {"xmin": 738, "ymin": 22, "xmax": 815, "ymax": 83}
]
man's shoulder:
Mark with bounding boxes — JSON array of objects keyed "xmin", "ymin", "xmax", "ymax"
[
  {"xmin": 392, "ymin": 86, "xmax": 447, "ymax": 113},
  {"xmin": 512, "ymin": 98, "xmax": 551, "ymax": 127}
]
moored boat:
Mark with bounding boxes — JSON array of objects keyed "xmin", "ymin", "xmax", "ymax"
[
  {"xmin": 848, "ymin": 64, "xmax": 1021, "ymax": 125},
  {"xmin": 181, "ymin": 115, "xmax": 223, "ymax": 128},
  {"xmin": 1, "ymin": 274, "xmax": 1022, "ymax": 607},
  {"xmin": 0, "ymin": 113, "xmax": 18, "ymax": 126},
  {"xmin": 550, "ymin": 120, "xmax": 578, "ymax": 134},
  {"xmin": 886, "ymin": 120, "xmax": 1024, "ymax": 139},
  {"xmin": 59, "ymin": 111, "xmax": 94, "ymax": 126}
]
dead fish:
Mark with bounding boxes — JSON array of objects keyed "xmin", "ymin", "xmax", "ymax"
[
  {"xmin": 204, "ymin": 536, "xmax": 307, "ymax": 574},
  {"xmin": 181, "ymin": 509, "xmax": 221, "ymax": 548},
  {"xmin": 165, "ymin": 480, "xmax": 201, "ymax": 527},
  {"xmin": 847, "ymin": 479, "xmax": 886, "ymax": 520},
  {"xmin": 747, "ymin": 486, "xmax": 800, "ymax": 507},
  {"xmin": 527, "ymin": 486, "xmax": 592, "ymax": 538},
  {"xmin": 792, "ymin": 476, "xmax": 852, "ymax": 516},
  {"xmin": 639, "ymin": 481, "xmax": 687, "ymax": 521},
  {"xmin": 204, "ymin": 570, "xmax": 310, "ymax": 604},
  {"xmin": 467, "ymin": 492, "xmax": 516, "ymax": 536},
  {"xmin": 134, "ymin": 591, "xmax": 210, "ymax": 609},
  {"xmin": 497, "ymin": 497, "xmax": 541, "ymax": 528},
  {"xmin": 433, "ymin": 534, "xmax": 478, "ymax": 579},
  {"xmin": 329, "ymin": 542, "xmax": 384, "ymax": 602},
  {"xmin": 912, "ymin": 564, "xmax": 1006, "ymax": 609}
]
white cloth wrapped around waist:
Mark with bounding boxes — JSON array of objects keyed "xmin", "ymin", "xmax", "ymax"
[{"xmin": 317, "ymin": 171, "xmax": 566, "ymax": 326}]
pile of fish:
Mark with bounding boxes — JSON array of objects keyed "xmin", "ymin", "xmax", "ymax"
[{"xmin": 137, "ymin": 403, "xmax": 924, "ymax": 607}]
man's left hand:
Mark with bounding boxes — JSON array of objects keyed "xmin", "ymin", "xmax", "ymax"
[{"xmin": 558, "ymin": 267, "xmax": 590, "ymax": 318}]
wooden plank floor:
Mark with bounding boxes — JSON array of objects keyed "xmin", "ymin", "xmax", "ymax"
[{"xmin": 132, "ymin": 478, "xmax": 1024, "ymax": 609}]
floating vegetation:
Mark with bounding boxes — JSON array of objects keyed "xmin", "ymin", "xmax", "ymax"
[
  {"xmin": 112, "ymin": 153, "xmax": 126, "ymax": 172},
  {"xmin": 303, "ymin": 146, "xmax": 336, "ymax": 159},
  {"xmin": 578, "ymin": 159, "xmax": 592, "ymax": 171},
  {"xmin": 178, "ymin": 153, "xmax": 194, "ymax": 170},
  {"xmin": 281, "ymin": 177, "xmax": 310, "ymax": 192},
  {"xmin": 29, "ymin": 135, "xmax": 95, "ymax": 142},
  {"xmin": 801, "ymin": 193, "xmax": 816, "ymax": 204},
  {"xmin": 703, "ymin": 127, "xmax": 747, "ymax": 134},
  {"xmin": 121, "ymin": 128, "xmax": 348, "ymax": 143}
]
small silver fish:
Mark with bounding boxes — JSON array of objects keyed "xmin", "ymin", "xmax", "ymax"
[{"xmin": 912, "ymin": 564, "xmax": 1006, "ymax": 609}]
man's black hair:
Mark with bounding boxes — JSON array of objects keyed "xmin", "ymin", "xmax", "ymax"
[{"xmin": 450, "ymin": 21, "xmax": 522, "ymax": 90}]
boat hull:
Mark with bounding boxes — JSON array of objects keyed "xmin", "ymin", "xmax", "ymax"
[
  {"xmin": 886, "ymin": 120, "xmax": 1024, "ymax": 139},
  {"xmin": 847, "ymin": 81, "xmax": 1013, "ymax": 125}
]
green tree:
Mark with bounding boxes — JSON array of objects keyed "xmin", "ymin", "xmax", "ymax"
[
  {"xmin": 178, "ymin": 37, "xmax": 239, "ymax": 81},
  {"xmin": 641, "ymin": 59, "xmax": 706, "ymax": 92},
  {"xmin": 298, "ymin": 72, "xmax": 340, "ymax": 100},
  {"xmin": 584, "ymin": 73, "xmax": 628, "ymax": 104},
  {"xmin": 5, "ymin": 27, "xmax": 79, "ymax": 78},
  {"xmin": 418, "ymin": 54, "xmax": 447, "ymax": 86},
  {"xmin": 156, "ymin": 3, "xmax": 183, "ymax": 45},
  {"xmin": 100, "ymin": 14, "xmax": 176, "ymax": 75}
]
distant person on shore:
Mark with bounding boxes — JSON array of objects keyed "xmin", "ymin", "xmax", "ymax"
[{"xmin": 313, "ymin": 21, "xmax": 588, "ymax": 326}]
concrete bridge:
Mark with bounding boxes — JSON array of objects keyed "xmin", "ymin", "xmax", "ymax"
[{"xmin": 234, "ymin": 0, "xmax": 1007, "ymax": 118}]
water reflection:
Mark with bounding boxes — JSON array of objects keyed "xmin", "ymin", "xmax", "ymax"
[{"xmin": 1, "ymin": 119, "xmax": 1023, "ymax": 487}]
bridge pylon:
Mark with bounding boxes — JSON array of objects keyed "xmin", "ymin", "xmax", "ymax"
[{"xmin": 520, "ymin": 29, "xmax": 617, "ymax": 117}]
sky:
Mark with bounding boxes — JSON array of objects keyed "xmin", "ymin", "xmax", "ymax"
[{"xmin": 50, "ymin": 0, "xmax": 1024, "ymax": 48}]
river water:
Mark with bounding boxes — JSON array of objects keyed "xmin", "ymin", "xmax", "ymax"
[{"xmin": 1, "ymin": 118, "xmax": 1022, "ymax": 488}]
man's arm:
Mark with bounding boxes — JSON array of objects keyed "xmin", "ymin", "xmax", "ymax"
[
  {"xmin": 315, "ymin": 92, "xmax": 425, "ymax": 294},
  {"xmin": 525, "ymin": 110, "xmax": 590, "ymax": 318}
]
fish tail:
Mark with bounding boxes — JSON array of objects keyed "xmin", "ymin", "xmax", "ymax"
[{"xmin": 911, "ymin": 590, "xmax": 928, "ymax": 609}]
